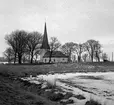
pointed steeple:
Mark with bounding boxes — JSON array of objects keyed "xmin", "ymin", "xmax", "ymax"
[{"xmin": 41, "ymin": 22, "xmax": 50, "ymax": 49}]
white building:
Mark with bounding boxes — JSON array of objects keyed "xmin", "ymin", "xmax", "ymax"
[
  {"xmin": 43, "ymin": 51, "xmax": 68, "ymax": 63},
  {"xmin": 39, "ymin": 22, "xmax": 68, "ymax": 63}
]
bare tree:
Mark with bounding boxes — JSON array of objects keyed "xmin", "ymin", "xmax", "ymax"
[
  {"xmin": 94, "ymin": 41, "xmax": 102, "ymax": 62},
  {"xmin": 74, "ymin": 43, "xmax": 85, "ymax": 62},
  {"xmin": 82, "ymin": 53, "xmax": 88, "ymax": 62},
  {"xmin": 49, "ymin": 37, "xmax": 61, "ymax": 63},
  {"xmin": 4, "ymin": 47, "xmax": 14, "ymax": 63},
  {"xmin": 27, "ymin": 31, "xmax": 42, "ymax": 64},
  {"xmin": 84, "ymin": 39, "xmax": 101, "ymax": 62},
  {"xmin": 15, "ymin": 30, "xmax": 28, "ymax": 64},
  {"xmin": 5, "ymin": 30, "xmax": 28, "ymax": 64},
  {"xmin": 101, "ymin": 52, "xmax": 108, "ymax": 62},
  {"xmin": 34, "ymin": 49, "xmax": 41, "ymax": 63},
  {"xmin": 5, "ymin": 32, "xmax": 18, "ymax": 64},
  {"xmin": 61, "ymin": 42, "xmax": 75, "ymax": 62}
]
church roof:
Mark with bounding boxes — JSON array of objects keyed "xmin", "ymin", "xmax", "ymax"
[
  {"xmin": 43, "ymin": 51, "xmax": 68, "ymax": 58},
  {"xmin": 40, "ymin": 22, "xmax": 50, "ymax": 49}
]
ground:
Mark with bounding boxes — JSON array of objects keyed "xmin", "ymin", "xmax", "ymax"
[{"xmin": 0, "ymin": 62, "xmax": 114, "ymax": 105}]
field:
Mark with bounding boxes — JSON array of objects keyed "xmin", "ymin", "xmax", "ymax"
[
  {"xmin": 0, "ymin": 62, "xmax": 114, "ymax": 105},
  {"xmin": 1, "ymin": 62, "xmax": 114, "ymax": 76}
]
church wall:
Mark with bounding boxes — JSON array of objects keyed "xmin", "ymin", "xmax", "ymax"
[
  {"xmin": 39, "ymin": 49, "xmax": 47, "ymax": 62},
  {"xmin": 43, "ymin": 57, "xmax": 68, "ymax": 63}
]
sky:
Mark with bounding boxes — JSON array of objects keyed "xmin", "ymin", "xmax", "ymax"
[{"xmin": 0, "ymin": 0, "xmax": 114, "ymax": 59}]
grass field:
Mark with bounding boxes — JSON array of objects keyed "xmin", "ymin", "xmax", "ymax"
[
  {"xmin": 1, "ymin": 62, "xmax": 114, "ymax": 77},
  {"xmin": 0, "ymin": 62, "xmax": 114, "ymax": 105}
]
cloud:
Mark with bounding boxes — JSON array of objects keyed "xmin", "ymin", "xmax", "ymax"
[{"xmin": 0, "ymin": 0, "xmax": 114, "ymax": 56}]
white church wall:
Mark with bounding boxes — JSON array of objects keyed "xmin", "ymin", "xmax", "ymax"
[
  {"xmin": 43, "ymin": 57, "xmax": 68, "ymax": 63},
  {"xmin": 39, "ymin": 49, "xmax": 47, "ymax": 62}
]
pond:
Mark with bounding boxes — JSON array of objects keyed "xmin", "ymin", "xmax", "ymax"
[{"xmin": 23, "ymin": 72, "xmax": 114, "ymax": 105}]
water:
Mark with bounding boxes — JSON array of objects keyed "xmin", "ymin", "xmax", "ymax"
[
  {"xmin": 25, "ymin": 72, "xmax": 114, "ymax": 105},
  {"xmin": 57, "ymin": 72, "xmax": 114, "ymax": 105},
  {"xmin": 0, "ymin": 61, "xmax": 8, "ymax": 64}
]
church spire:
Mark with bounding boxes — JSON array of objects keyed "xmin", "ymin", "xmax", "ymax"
[{"xmin": 41, "ymin": 22, "xmax": 50, "ymax": 49}]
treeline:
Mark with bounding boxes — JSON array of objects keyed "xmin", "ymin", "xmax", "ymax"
[
  {"xmin": 4, "ymin": 30, "xmax": 108, "ymax": 64},
  {"xmin": 61, "ymin": 41, "xmax": 108, "ymax": 62}
]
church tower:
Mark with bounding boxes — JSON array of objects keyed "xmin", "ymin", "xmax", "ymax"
[
  {"xmin": 41, "ymin": 22, "xmax": 50, "ymax": 49},
  {"xmin": 39, "ymin": 22, "xmax": 50, "ymax": 62}
]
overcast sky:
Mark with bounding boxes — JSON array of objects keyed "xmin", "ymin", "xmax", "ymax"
[{"xmin": 0, "ymin": 0, "xmax": 114, "ymax": 59}]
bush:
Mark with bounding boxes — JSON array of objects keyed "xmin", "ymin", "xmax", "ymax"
[
  {"xmin": 74, "ymin": 94, "xmax": 85, "ymax": 100},
  {"xmin": 85, "ymin": 99, "xmax": 101, "ymax": 105},
  {"xmin": 64, "ymin": 92, "xmax": 73, "ymax": 99},
  {"xmin": 60, "ymin": 99, "xmax": 74, "ymax": 105},
  {"xmin": 48, "ymin": 92, "xmax": 64, "ymax": 101}
]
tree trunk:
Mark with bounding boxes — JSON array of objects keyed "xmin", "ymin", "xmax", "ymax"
[
  {"xmin": 49, "ymin": 51, "xmax": 53, "ymax": 63},
  {"xmin": 91, "ymin": 50, "xmax": 94, "ymax": 62},
  {"xmin": 14, "ymin": 52, "xmax": 16, "ymax": 64},
  {"xmin": 84, "ymin": 58, "xmax": 86, "ymax": 62},
  {"xmin": 68, "ymin": 55, "xmax": 71, "ymax": 62},
  {"xmin": 98, "ymin": 57, "xmax": 100, "ymax": 62},
  {"xmin": 78, "ymin": 53, "xmax": 82, "ymax": 62},
  {"xmin": 8, "ymin": 56, "xmax": 11, "ymax": 64},
  {"xmin": 18, "ymin": 58, "xmax": 21, "ymax": 64},
  {"xmin": 18, "ymin": 54, "xmax": 22, "ymax": 64},
  {"xmin": 30, "ymin": 52, "xmax": 33, "ymax": 64},
  {"xmin": 78, "ymin": 56, "xmax": 81, "ymax": 62},
  {"xmin": 29, "ymin": 52, "xmax": 31, "ymax": 62},
  {"xmin": 68, "ymin": 50, "xmax": 72, "ymax": 62},
  {"xmin": 91, "ymin": 55, "xmax": 94, "ymax": 62},
  {"xmin": 96, "ymin": 52, "xmax": 100, "ymax": 62}
]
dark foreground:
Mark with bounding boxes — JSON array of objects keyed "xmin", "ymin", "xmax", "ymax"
[{"xmin": 0, "ymin": 62, "xmax": 114, "ymax": 105}]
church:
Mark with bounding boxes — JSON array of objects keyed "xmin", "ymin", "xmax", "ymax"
[{"xmin": 38, "ymin": 23, "xmax": 68, "ymax": 63}]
